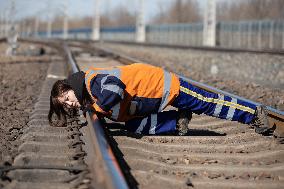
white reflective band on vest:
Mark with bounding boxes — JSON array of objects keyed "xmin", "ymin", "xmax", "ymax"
[
  {"xmin": 159, "ymin": 70, "xmax": 172, "ymax": 112},
  {"xmin": 149, "ymin": 114, "xmax": 158, "ymax": 134},
  {"xmin": 85, "ymin": 68, "xmax": 122, "ymax": 120},
  {"xmin": 226, "ymin": 98, "xmax": 237, "ymax": 120},
  {"xmin": 135, "ymin": 117, "xmax": 148, "ymax": 134}
]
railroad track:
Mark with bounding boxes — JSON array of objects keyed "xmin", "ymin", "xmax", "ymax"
[
  {"xmin": 68, "ymin": 39, "xmax": 284, "ymax": 56},
  {"xmin": 1, "ymin": 38, "xmax": 283, "ymax": 189}
]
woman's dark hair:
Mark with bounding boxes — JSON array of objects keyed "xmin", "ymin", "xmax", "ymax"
[
  {"xmin": 48, "ymin": 80, "xmax": 74, "ymax": 127},
  {"xmin": 48, "ymin": 79, "xmax": 93, "ymax": 127}
]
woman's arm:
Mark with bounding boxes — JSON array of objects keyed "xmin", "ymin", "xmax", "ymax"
[{"xmin": 89, "ymin": 74, "xmax": 126, "ymax": 114}]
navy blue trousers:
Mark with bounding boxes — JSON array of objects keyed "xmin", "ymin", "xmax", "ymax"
[{"xmin": 125, "ymin": 78, "xmax": 257, "ymax": 135}]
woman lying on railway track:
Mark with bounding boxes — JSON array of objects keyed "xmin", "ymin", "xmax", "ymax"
[{"xmin": 48, "ymin": 63, "xmax": 272, "ymax": 136}]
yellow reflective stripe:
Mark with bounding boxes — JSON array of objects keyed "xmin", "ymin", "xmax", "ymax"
[{"xmin": 180, "ymin": 86, "xmax": 255, "ymax": 114}]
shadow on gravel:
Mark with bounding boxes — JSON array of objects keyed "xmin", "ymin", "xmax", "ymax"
[
  {"xmin": 187, "ymin": 129, "xmax": 227, "ymax": 136},
  {"xmin": 106, "ymin": 123, "xmax": 227, "ymax": 138},
  {"xmin": 104, "ymin": 126, "xmax": 139, "ymax": 189},
  {"xmin": 104, "ymin": 123, "xmax": 226, "ymax": 188},
  {"xmin": 106, "ymin": 123, "xmax": 143, "ymax": 139}
]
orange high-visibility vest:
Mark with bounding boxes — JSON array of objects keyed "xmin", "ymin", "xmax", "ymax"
[{"xmin": 85, "ymin": 63, "xmax": 180, "ymax": 121}]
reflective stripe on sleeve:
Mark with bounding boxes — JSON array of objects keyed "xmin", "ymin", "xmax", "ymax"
[
  {"xmin": 110, "ymin": 102, "xmax": 120, "ymax": 120},
  {"xmin": 129, "ymin": 101, "xmax": 138, "ymax": 115},
  {"xmin": 100, "ymin": 75, "xmax": 124, "ymax": 99},
  {"xmin": 159, "ymin": 70, "xmax": 172, "ymax": 112},
  {"xmin": 102, "ymin": 69, "xmax": 122, "ymax": 120}
]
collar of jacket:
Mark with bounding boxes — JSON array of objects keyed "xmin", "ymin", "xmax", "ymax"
[{"xmin": 66, "ymin": 71, "xmax": 86, "ymax": 106}]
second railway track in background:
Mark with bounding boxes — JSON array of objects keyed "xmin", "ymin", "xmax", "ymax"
[{"xmin": 69, "ymin": 41, "xmax": 284, "ymax": 189}]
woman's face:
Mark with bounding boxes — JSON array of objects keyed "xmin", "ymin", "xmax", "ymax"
[{"xmin": 57, "ymin": 90, "xmax": 81, "ymax": 108}]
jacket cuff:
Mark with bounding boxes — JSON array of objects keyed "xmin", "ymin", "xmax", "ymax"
[{"xmin": 92, "ymin": 103, "xmax": 110, "ymax": 115}]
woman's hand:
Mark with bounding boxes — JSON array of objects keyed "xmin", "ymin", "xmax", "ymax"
[
  {"xmin": 92, "ymin": 103, "xmax": 111, "ymax": 116},
  {"xmin": 92, "ymin": 113, "xmax": 99, "ymax": 120},
  {"xmin": 82, "ymin": 104, "xmax": 95, "ymax": 117},
  {"xmin": 82, "ymin": 103, "xmax": 110, "ymax": 119}
]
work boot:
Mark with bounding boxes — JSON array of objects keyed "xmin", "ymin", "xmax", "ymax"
[
  {"xmin": 176, "ymin": 109, "xmax": 192, "ymax": 136},
  {"xmin": 250, "ymin": 105, "xmax": 273, "ymax": 135}
]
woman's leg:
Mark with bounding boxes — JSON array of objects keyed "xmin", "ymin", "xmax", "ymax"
[
  {"xmin": 172, "ymin": 79, "xmax": 257, "ymax": 124},
  {"xmin": 125, "ymin": 110, "xmax": 178, "ymax": 135}
]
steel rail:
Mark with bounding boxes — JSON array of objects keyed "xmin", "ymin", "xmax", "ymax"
[
  {"xmin": 66, "ymin": 38, "xmax": 284, "ymax": 55},
  {"xmin": 69, "ymin": 42, "xmax": 284, "ymax": 138},
  {"xmin": 99, "ymin": 40, "xmax": 284, "ymax": 56},
  {"xmin": 63, "ymin": 43, "xmax": 129, "ymax": 189}
]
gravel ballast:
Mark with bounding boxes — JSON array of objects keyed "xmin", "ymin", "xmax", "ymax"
[{"xmin": 0, "ymin": 58, "xmax": 49, "ymax": 167}]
